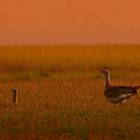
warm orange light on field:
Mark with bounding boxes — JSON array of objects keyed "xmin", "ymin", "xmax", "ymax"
[{"xmin": 0, "ymin": 0, "xmax": 140, "ymax": 44}]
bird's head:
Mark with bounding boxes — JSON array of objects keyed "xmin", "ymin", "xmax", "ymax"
[
  {"xmin": 100, "ymin": 69, "xmax": 110, "ymax": 76},
  {"xmin": 12, "ymin": 88, "xmax": 18, "ymax": 95}
]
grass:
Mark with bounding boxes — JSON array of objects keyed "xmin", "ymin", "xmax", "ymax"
[
  {"xmin": 0, "ymin": 45, "xmax": 140, "ymax": 139},
  {"xmin": 0, "ymin": 45, "xmax": 140, "ymax": 80}
]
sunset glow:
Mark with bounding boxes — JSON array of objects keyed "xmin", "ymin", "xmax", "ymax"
[{"xmin": 1, "ymin": 0, "xmax": 140, "ymax": 45}]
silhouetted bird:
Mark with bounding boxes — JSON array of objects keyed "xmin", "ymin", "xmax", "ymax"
[{"xmin": 12, "ymin": 88, "xmax": 18, "ymax": 104}]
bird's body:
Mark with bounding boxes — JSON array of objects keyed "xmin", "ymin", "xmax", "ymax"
[{"xmin": 101, "ymin": 69, "xmax": 139, "ymax": 105}]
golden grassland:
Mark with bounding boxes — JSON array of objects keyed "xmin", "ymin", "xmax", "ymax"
[
  {"xmin": 0, "ymin": 45, "xmax": 140, "ymax": 139},
  {"xmin": 0, "ymin": 45, "xmax": 140, "ymax": 80}
]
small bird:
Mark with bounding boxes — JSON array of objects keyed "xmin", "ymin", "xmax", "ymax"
[
  {"xmin": 12, "ymin": 88, "xmax": 18, "ymax": 104},
  {"xmin": 0, "ymin": 88, "xmax": 18, "ymax": 108},
  {"xmin": 101, "ymin": 69, "xmax": 139, "ymax": 105}
]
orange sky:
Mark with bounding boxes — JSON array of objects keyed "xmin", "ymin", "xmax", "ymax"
[{"xmin": 1, "ymin": 0, "xmax": 140, "ymax": 45}]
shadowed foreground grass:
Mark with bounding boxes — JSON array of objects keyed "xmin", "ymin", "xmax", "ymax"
[
  {"xmin": 0, "ymin": 79, "xmax": 140, "ymax": 140},
  {"xmin": 0, "ymin": 45, "xmax": 140, "ymax": 139}
]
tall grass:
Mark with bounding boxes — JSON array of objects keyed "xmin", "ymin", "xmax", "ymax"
[
  {"xmin": 0, "ymin": 45, "xmax": 139, "ymax": 139},
  {"xmin": 0, "ymin": 45, "xmax": 140, "ymax": 80},
  {"xmin": 0, "ymin": 79, "xmax": 140, "ymax": 139}
]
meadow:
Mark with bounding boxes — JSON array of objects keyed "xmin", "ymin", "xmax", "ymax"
[{"xmin": 0, "ymin": 45, "xmax": 140, "ymax": 139}]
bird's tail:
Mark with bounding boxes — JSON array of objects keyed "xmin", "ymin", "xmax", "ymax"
[{"xmin": 134, "ymin": 86, "xmax": 140, "ymax": 90}]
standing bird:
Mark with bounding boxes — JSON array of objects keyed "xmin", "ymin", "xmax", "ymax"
[
  {"xmin": 12, "ymin": 88, "xmax": 18, "ymax": 104},
  {"xmin": 0, "ymin": 88, "xmax": 18, "ymax": 108},
  {"xmin": 101, "ymin": 69, "xmax": 139, "ymax": 105}
]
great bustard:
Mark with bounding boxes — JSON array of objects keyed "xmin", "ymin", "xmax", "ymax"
[{"xmin": 101, "ymin": 69, "xmax": 139, "ymax": 105}]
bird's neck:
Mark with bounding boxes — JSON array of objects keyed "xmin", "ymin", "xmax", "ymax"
[{"xmin": 105, "ymin": 74, "xmax": 111, "ymax": 89}]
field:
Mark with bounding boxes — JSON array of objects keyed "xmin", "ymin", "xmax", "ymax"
[{"xmin": 0, "ymin": 45, "xmax": 140, "ymax": 140}]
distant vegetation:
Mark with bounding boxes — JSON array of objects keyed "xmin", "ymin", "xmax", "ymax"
[
  {"xmin": 0, "ymin": 45, "xmax": 140, "ymax": 81},
  {"xmin": 0, "ymin": 45, "xmax": 140, "ymax": 139}
]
